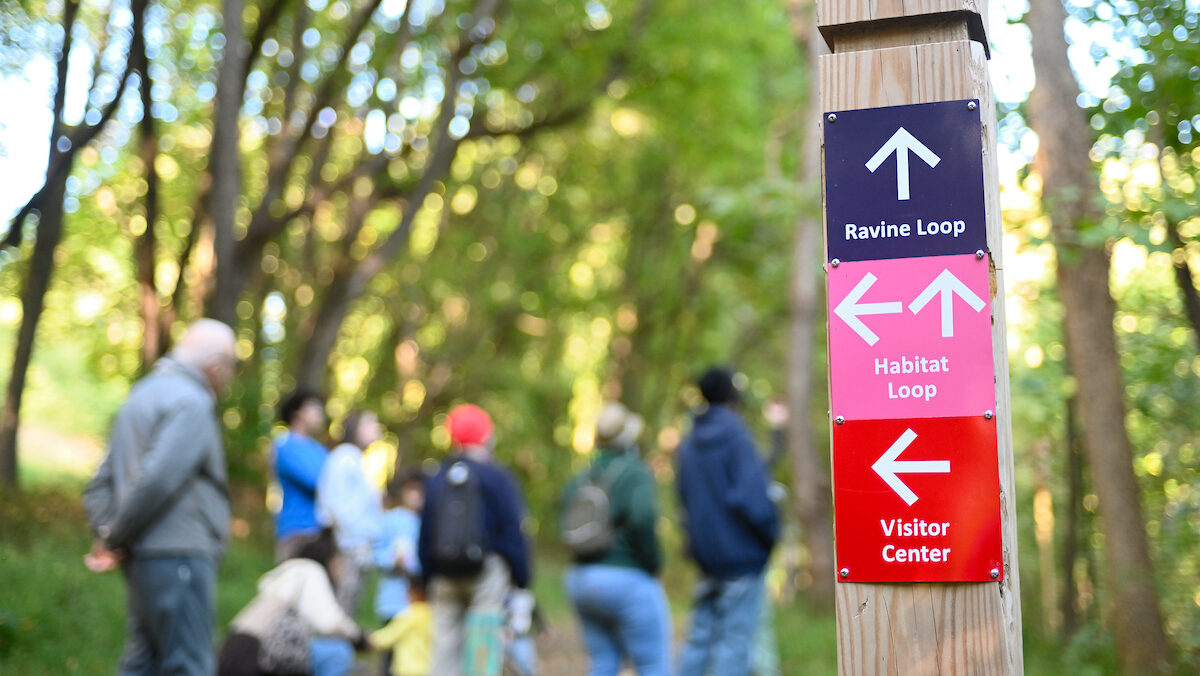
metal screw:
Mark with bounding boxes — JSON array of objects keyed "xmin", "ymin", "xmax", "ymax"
[
  {"xmin": 827, "ymin": 113, "xmax": 837, "ymax": 123},
  {"xmin": 975, "ymin": 249, "xmax": 985, "ymax": 259},
  {"xmin": 839, "ymin": 568, "xmax": 850, "ymax": 578},
  {"xmin": 831, "ymin": 258, "xmax": 841, "ymax": 268},
  {"xmin": 835, "ymin": 416, "xmax": 845, "ymax": 425},
  {"xmin": 984, "ymin": 410, "xmax": 994, "ymax": 420},
  {"xmin": 990, "ymin": 568, "xmax": 1000, "ymax": 580},
  {"xmin": 968, "ymin": 101, "xmax": 977, "ymax": 111}
]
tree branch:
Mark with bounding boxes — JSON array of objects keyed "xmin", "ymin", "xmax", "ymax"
[
  {"xmin": 4, "ymin": 0, "xmax": 147, "ymax": 250},
  {"xmin": 240, "ymin": 0, "xmax": 295, "ymax": 90},
  {"xmin": 464, "ymin": 0, "xmax": 654, "ymax": 140},
  {"xmin": 241, "ymin": 0, "xmax": 386, "ymax": 254},
  {"xmin": 2, "ymin": 0, "xmax": 80, "ymax": 250}
]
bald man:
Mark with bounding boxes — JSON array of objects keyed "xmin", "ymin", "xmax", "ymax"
[{"xmin": 85, "ymin": 319, "xmax": 239, "ymax": 676}]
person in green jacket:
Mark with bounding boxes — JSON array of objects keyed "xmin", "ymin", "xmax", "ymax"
[{"xmin": 561, "ymin": 402, "xmax": 671, "ymax": 676}]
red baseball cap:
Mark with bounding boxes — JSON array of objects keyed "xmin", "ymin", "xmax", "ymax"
[{"xmin": 447, "ymin": 404, "xmax": 493, "ymax": 447}]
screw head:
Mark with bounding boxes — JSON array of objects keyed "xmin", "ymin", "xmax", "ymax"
[
  {"xmin": 827, "ymin": 113, "xmax": 837, "ymax": 123},
  {"xmin": 835, "ymin": 415, "xmax": 845, "ymax": 425},
  {"xmin": 984, "ymin": 410, "xmax": 994, "ymax": 420},
  {"xmin": 990, "ymin": 568, "xmax": 1000, "ymax": 579},
  {"xmin": 975, "ymin": 249, "xmax": 985, "ymax": 259},
  {"xmin": 830, "ymin": 258, "xmax": 841, "ymax": 267},
  {"xmin": 839, "ymin": 568, "xmax": 849, "ymax": 578},
  {"xmin": 968, "ymin": 101, "xmax": 978, "ymax": 111}
]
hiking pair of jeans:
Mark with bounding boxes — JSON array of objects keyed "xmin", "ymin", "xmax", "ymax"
[
  {"xmin": 677, "ymin": 572, "xmax": 766, "ymax": 676},
  {"xmin": 118, "ymin": 556, "xmax": 216, "ymax": 676},
  {"xmin": 565, "ymin": 564, "xmax": 672, "ymax": 676},
  {"xmin": 309, "ymin": 636, "xmax": 355, "ymax": 676}
]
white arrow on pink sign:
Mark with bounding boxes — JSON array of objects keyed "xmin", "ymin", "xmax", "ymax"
[{"xmin": 828, "ymin": 253, "xmax": 996, "ymax": 421}]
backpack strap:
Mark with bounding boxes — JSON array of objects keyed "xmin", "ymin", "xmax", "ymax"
[
  {"xmin": 591, "ymin": 453, "xmax": 633, "ymax": 526},
  {"xmin": 592, "ymin": 452, "xmax": 632, "ymax": 489}
]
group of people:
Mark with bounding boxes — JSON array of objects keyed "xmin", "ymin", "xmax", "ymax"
[
  {"xmin": 220, "ymin": 389, "xmax": 436, "ymax": 676},
  {"xmin": 560, "ymin": 367, "xmax": 781, "ymax": 676},
  {"xmin": 83, "ymin": 319, "xmax": 783, "ymax": 676}
]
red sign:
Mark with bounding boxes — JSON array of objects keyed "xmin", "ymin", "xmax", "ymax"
[{"xmin": 833, "ymin": 416, "xmax": 1003, "ymax": 582}]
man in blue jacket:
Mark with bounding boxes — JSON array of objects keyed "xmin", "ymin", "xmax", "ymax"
[
  {"xmin": 418, "ymin": 403, "xmax": 529, "ymax": 676},
  {"xmin": 676, "ymin": 367, "xmax": 779, "ymax": 676}
]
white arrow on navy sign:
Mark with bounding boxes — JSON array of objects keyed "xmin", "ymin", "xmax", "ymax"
[
  {"xmin": 865, "ymin": 127, "xmax": 941, "ymax": 201},
  {"xmin": 872, "ymin": 428, "xmax": 950, "ymax": 506},
  {"xmin": 834, "ymin": 272, "xmax": 902, "ymax": 346},
  {"xmin": 908, "ymin": 269, "xmax": 987, "ymax": 338}
]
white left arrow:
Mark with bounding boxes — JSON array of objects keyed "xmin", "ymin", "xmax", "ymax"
[
  {"xmin": 872, "ymin": 428, "xmax": 950, "ymax": 506},
  {"xmin": 908, "ymin": 269, "xmax": 986, "ymax": 338},
  {"xmin": 865, "ymin": 127, "xmax": 941, "ymax": 201},
  {"xmin": 834, "ymin": 272, "xmax": 902, "ymax": 346}
]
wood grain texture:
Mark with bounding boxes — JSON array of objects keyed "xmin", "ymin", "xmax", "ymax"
[
  {"xmin": 820, "ymin": 39, "xmax": 1024, "ymax": 675},
  {"xmin": 818, "ymin": 0, "xmax": 985, "ymax": 28}
]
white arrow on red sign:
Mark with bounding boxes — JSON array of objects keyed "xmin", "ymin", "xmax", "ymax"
[
  {"xmin": 833, "ymin": 272, "xmax": 902, "ymax": 346},
  {"xmin": 908, "ymin": 269, "xmax": 987, "ymax": 338},
  {"xmin": 871, "ymin": 428, "xmax": 950, "ymax": 506}
]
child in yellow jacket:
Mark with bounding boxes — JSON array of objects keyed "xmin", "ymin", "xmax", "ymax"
[{"xmin": 371, "ymin": 581, "xmax": 432, "ymax": 676}]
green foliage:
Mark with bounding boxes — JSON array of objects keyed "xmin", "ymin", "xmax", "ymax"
[{"xmin": 3, "ymin": 0, "xmax": 1200, "ymax": 670}]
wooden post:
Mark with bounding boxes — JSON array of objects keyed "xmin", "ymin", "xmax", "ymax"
[{"xmin": 817, "ymin": 0, "xmax": 1023, "ymax": 674}]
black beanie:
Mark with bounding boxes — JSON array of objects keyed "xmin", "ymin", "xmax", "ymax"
[{"xmin": 698, "ymin": 367, "xmax": 740, "ymax": 405}]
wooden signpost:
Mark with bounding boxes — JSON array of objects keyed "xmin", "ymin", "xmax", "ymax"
[{"xmin": 817, "ymin": 0, "xmax": 1023, "ymax": 673}]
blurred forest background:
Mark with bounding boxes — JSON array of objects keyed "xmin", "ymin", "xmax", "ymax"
[{"xmin": 0, "ymin": 0, "xmax": 1197, "ymax": 673}]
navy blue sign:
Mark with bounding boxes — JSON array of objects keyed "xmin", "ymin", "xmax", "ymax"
[{"xmin": 824, "ymin": 100, "xmax": 987, "ymax": 263}]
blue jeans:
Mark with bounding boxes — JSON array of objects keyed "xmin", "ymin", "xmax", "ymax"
[
  {"xmin": 677, "ymin": 573, "xmax": 765, "ymax": 676},
  {"xmin": 565, "ymin": 564, "xmax": 672, "ymax": 676},
  {"xmin": 310, "ymin": 637, "xmax": 355, "ymax": 676},
  {"xmin": 118, "ymin": 556, "xmax": 216, "ymax": 676}
]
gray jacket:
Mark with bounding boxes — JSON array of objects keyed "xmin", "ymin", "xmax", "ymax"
[{"xmin": 84, "ymin": 356, "xmax": 231, "ymax": 559}]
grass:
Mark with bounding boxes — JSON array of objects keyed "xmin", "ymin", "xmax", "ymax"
[
  {"xmin": 0, "ymin": 479, "xmax": 1130, "ymax": 675},
  {"xmin": 0, "ymin": 486, "xmax": 274, "ymax": 673},
  {"xmin": 0, "ymin": 481, "xmax": 841, "ymax": 674}
]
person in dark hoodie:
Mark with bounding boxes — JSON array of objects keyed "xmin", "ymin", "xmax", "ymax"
[{"xmin": 675, "ymin": 367, "xmax": 779, "ymax": 676}]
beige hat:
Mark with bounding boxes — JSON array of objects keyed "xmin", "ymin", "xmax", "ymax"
[{"xmin": 594, "ymin": 402, "xmax": 644, "ymax": 448}]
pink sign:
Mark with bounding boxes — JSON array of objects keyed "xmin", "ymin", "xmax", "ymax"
[{"xmin": 828, "ymin": 254, "xmax": 995, "ymax": 421}]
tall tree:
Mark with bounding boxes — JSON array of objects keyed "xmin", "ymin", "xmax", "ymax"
[
  {"xmin": 0, "ymin": 0, "xmax": 147, "ymax": 487},
  {"xmin": 206, "ymin": 0, "xmax": 248, "ymax": 327},
  {"xmin": 1025, "ymin": 0, "xmax": 1171, "ymax": 671},
  {"xmin": 781, "ymin": 0, "xmax": 833, "ymax": 610}
]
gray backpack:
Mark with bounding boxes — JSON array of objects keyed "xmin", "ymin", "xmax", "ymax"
[{"xmin": 560, "ymin": 456, "xmax": 630, "ymax": 558}]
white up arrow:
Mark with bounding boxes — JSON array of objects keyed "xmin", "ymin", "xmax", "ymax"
[
  {"xmin": 908, "ymin": 269, "xmax": 986, "ymax": 338},
  {"xmin": 834, "ymin": 272, "xmax": 902, "ymax": 346},
  {"xmin": 865, "ymin": 127, "xmax": 941, "ymax": 201},
  {"xmin": 872, "ymin": 428, "xmax": 950, "ymax": 506}
]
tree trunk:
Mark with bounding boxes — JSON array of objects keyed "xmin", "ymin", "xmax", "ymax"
[
  {"xmin": 0, "ymin": 180, "xmax": 67, "ymax": 487},
  {"xmin": 1061, "ymin": 395, "xmax": 1083, "ymax": 638},
  {"xmin": 1164, "ymin": 216, "xmax": 1200, "ymax": 348},
  {"xmin": 1026, "ymin": 0, "xmax": 1171, "ymax": 671},
  {"xmin": 206, "ymin": 0, "xmax": 247, "ymax": 325},
  {"xmin": 782, "ymin": 0, "xmax": 835, "ymax": 611},
  {"xmin": 295, "ymin": 270, "xmax": 353, "ymax": 393},
  {"xmin": 0, "ymin": 0, "xmax": 83, "ymax": 487},
  {"xmin": 135, "ymin": 28, "xmax": 163, "ymax": 371}
]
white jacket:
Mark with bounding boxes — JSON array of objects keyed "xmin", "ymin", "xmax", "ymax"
[{"xmin": 230, "ymin": 558, "xmax": 359, "ymax": 640}]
